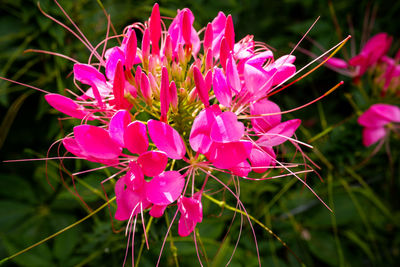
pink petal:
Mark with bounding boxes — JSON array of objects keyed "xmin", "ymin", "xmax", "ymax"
[
  {"xmin": 325, "ymin": 57, "xmax": 348, "ymax": 69},
  {"xmin": 140, "ymin": 72, "xmax": 152, "ymax": 101},
  {"xmin": 257, "ymin": 119, "xmax": 301, "ymax": 147},
  {"xmin": 244, "ymin": 63, "xmax": 273, "ymax": 100},
  {"xmin": 224, "ymin": 15, "xmax": 235, "ymax": 50},
  {"xmin": 210, "ymin": 112, "xmax": 244, "ymax": 143},
  {"xmin": 149, "ymin": 205, "xmax": 167, "ymax": 218},
  {"xmin": 362, "ymin": 127, "xmax": 387, "ymax": 147},
  {"xmin": 226, "ymin": 55, "xmax": 241, "ymax": 93},
  {"xmin": 112, "ymin": 60, "xmax": 132, "ymax": 109},
  {"xmin": 178, "ymin": 196, "xmax": 203, "ymax": 223},
  {"xmin": 115, "ymin": 176, "xmax": 150, "ymax": 221},
  {"xmin": 189, "ymin": 105, "xmax": 222, "ymax": 153},
  {"xmin": 160, "ymin": 67, "xmax": 170, "ymax": 120},
  {"xmin": 246, "ymin": 51, "xmax": 274, "ymax": 68},
  {"xmin": 138, "ymin": 151, "xmax": 168, "ymax": 177},
  {"xmin": 249, "ymin": 146, "xmax": 276, "ymax": 173},
  {"xmin": 44, "ymin": 94, "xmax": 92, "ymax": 120},
  {"xmin": 109, "ymin": 110, "xmax": 131, "ymax": 147},
  {"xmin": 271, "ymin": 63, "xmax": 296, "ymax": 85},
  {"xmin": 149, "ymin": 3, "xmax": 161, "ymax": 54},
  {"xmin": 105, "ymin": 47, "xmax": 125, "ymax": 80},
  {"xmin": 73, "ymin": 63, "xmax": 109, "ymax": 105},
  {"xmin": 124, "ymin": 121, "xmax": 149, "ymax": 155},
  {"xmin": 358, "ymin": 104, "xmax": 400, "ymax": 127},
  {"xmin": 182, "ymin": 9, "xmax": 192, "ymax": 45},
  {"xmin": 207, "ymin": 141, "xmax": 252, "ymax": 169},
  {"xmin": 229, "ymin": 160, "xmax": 251, "ymax": 177},
  {"xmin": 178, "ymin": 214, "xmax": 196, "ymax": 237},
  {"xmin": 203, "ymin": 23, "xmax": 213, "ymax": 51},
  {"xmin": 193, "ymin": 66, "xmax": 209, "ymax": 107},
  {"xmin": 211, "ymin": 12, "xmax": 227, "ymax": 57},
  {"xmin": 146, "ymin": 171, "xmax": 185, "ymax": 205},
  {"xmin": 124, "ymin": 161, "xmax": 145, "ymax": 191},
  {"xmin": 274, "ymin": 55, "xmax": 296, "ymax": 65},
  {"xmin": 169, "ymin": 81, "xmax": 178, "ymax": 109},
  {"xmin": 250, "ymin": 99, "xmax": 281, "ymax": 133},
  {"xmin": 219, "ymin": 37, "xmax": 229, "ymax": 70},
  {"xmin": 148, "ymin": 120, "xmax": 186, "ymax": 159},
  {"xmin": 62, "ymin": 137, "xmax": 87, "ymax": 158},
  {"xmin": 124, "ymin": 28, "xmax": 137, "ymax": 69},
  {"xmin": 74, "ymin": 125, "xmax": 121, "ymax": 159},
  {"xmin": 213, "ymin": 68, "xmax": 232, "ymax": 107}
]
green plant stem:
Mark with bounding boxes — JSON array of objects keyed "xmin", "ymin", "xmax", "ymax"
[
  {"xmin": 0, "ymin": 197, "xmax": 116, "ymax": 265},
  {"xmin": 328, "ymin": 172, "xmax": 345, "ymax": 266},
  {"xmin": 202, "ymin": 192, "xmax": 304, "ymax": 265},
  {"xmin": 165, "ymin": 212, "xmax": 180, "ymax": 267},
  {"xmin": 135, "ymin": 216, "xmax": 154, "ymax": 267}
]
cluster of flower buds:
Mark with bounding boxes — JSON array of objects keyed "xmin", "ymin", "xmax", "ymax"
[{"xmin": 44, "ymin": 3, "xmax": 304, "ymax": 243}]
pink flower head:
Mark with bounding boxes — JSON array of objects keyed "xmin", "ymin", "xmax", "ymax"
[
  {"xmin": 31, "ymin": 3, "xmax": 333, "ymax": 265},
  {"xmin": 348, "ymin": 33, "xmax": 392, "ymax": 78},
  {"xmin": 358, "ymin": 103, "xmax": 400, "ymax": 146}
]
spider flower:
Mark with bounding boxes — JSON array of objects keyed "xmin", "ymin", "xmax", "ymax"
[
  {"xmin": 37, "ymin": 3, "xmax": 328, "ymax": 265},
  {"xmin": 358, "ymin": 103, "xmax": 400, "ymax": 146}
]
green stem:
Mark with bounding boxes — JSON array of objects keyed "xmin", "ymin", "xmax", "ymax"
[
  {"xmin": 135, "ymin": 216, "xmax": 154, "ymax": 267},
  {"xmin": 165, "ymin": 212, "xmax": 180, "ymax": 267},
  {"xmin": 0, "ymin": 197, "xmax": 116, "ymax": 265}
]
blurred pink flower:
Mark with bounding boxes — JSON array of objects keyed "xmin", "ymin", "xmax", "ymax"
[{"xmin": 358, "ymin": 103, "xmax": 400, "ymax": 146}]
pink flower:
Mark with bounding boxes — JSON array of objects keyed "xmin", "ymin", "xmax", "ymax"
[
  {"xmin": 358, "ymin": 103, "xmax": 400, "ymax": 146},
  {"xmin": 22, "ymin": 2, "xmax": 333, "ymax": 265}
]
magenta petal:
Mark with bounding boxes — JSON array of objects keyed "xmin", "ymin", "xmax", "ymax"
[
  {"xmin": 178, "ymin": 214, "xmax": 196, "ymax": 237},
  {"xmin": 250, "ymin": 99, "xmax": 281, "ymax": 133},
  {"xmin": 193, "ymin": 66, "xmax": 210, "ymax": 107},
  {"xmin": 244, "ymin": 63, "xmax": 273, "ymax": 100},
  {"xmin": 112, "ymin": 60, "xmax": 131, "ymax": 110},
  {"xmin": 160, "ymin": 67, "xmax": 170, "ymax": 119},
  {"xmin": 210, "ymin": 112, "xmax": 244, "ymax": 143},
  {"xmin": 249, "ymin": 146, "xmax": 276, "ymax": 173},
  {"xmin": 213, "ymin": 68, "xmax": 231, "ymax": 107},
  {"xmin": 74, "ymin": 63, "xmax": 107, "ymax": 87},
  {"xmin": 148, "ymin": 120, "xmax": 186, "ymax": 159},
  {"xmin": 115, "ymin": 176, "xmax": 150, "ymax": 221},
  {"xmin": 149, "ymin": 205, "xmax": 167, "ymax": 218},
  {"xmin": 271, "ymin": 63, "xmax": 296, "ymax": 85},
  {"xmin": 124, "ymin": 161, "xmax": 145, "ymax": 191},
  {"xmin": 62, "ymin": 137, "xmax": 87, "ymax": 158},
  {"xmin": 124, "ymin": 28, "xmax": 137, "ymax": 69},
  {"xmin": 246, "ymin": 51, "xmax": 274, "ymax": 68},
  {"xmin": 207, "ymin": 141, "xmax": 252, "ymax": 169},
  {"xmin": 45, "ymin": 94, "xmax": 92, "ymax": 120},
  {"xmin": 362, "ymin": 127, "xmax": 387, "ymax": 147},
  {"xmin": 189, "ymin": 105, "xmax": 221, "ymax": 153},
  {"xmin": 274, "ymin": 55, "xmax": 296, "ymax": 65},
  {"xmin": 109, "ymin": 110, "xmax": 131, "ymax": 147},
  {"xmin": 74, "ymin": 125, "xmax": 121, "ymax": 159},
  {"xmin": 229, "ymin": 160, "xmax": 251, "ymax": 177},
  {"xmin": 325, "ymin": 57, "xmax": 348, "ymax": 69},
  {"xmin": 358, "ymin": 103, "xmax": 400, "ymax": 127},
  {"xmin": 146, "ymin": 171, "xmax": 185, "ymax": 205},
  {"xmin": 257, "ymin": 119, "xmax": 301, "ymax": 147},
  {"xmin": 226, "ymin": 55, "xmax": 241, "ymax": 93},
  {"xmin": 124, "ymin": 121, "xmax": 149, "ymax": 155},
  {"xmin": 105, "ymin": 47, "xmax": 125, "ymax": 80},
  {"xmin": 203, "ymin": 23, "xmax": 213, "ymax": 51},
  {"xmin": 138, "ymin": 151, "xmax": 168, "ymax": 177}
]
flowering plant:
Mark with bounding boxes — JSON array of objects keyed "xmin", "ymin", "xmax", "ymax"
[{"xmin": 0, "ymin": 1, "xmax": 346, "ymax": 266}]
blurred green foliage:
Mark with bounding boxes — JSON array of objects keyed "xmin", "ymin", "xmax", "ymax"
[{"xmin": 1, "ymin": 0, "xmax": 399, "ymax": 266}]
